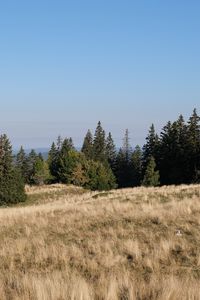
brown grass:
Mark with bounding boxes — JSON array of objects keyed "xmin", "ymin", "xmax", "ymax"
[{"xmin": 0, "ymin": 184, "xmax": 200, "ymax": 299}]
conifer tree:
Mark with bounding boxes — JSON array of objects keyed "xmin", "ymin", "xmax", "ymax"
[
  {"xmin": 26, "ymin": 149, "xmax": 38, "ymax": 184},
  {"xmin": 84, "ymin": 160, "xmax": 116, "ymax": 191},
  {"xmin": 122, "ymin": 129, "xmax": 132, "ymax": 161},
  {"xmin": 56, "ymin": 135, "xmax": 63, "ymax": 151},
  {"xmin": 187, "ymin": 108, "xmax": 200, "ymax": 182},
  {"xmin": 0, "ymin": 134, "xmax": 26, "ymax": 204},
  {"xmin": 93, "ymin": 121, "xmax": 106, "ymax": 162},
  {"xmin": 131, "ymin": 145, "xmax": 142, "ymax": 186},
  {"xmin": 115, "ymin": 148, "xmax": 126, "ymax": 187},
  {"xmin": 142, "ymin": 156, "xmax": 160, "ymax": 187},
  {"xmin": 0, "ymin": 134, "xmax": 13, "ymax": 176},
  {"xmin": 142, "ymin": 124, "xmax": 159, "ymax": 173},
  {"xmin": 31, "ymin": 156, "xmax": 50, "ymax": 185},
  {"xmin": 16, "ymin": 146, "xmax": 29, "ymax": 183},
  {"xmin": 81, "ymin": 129, "xmax": 93, "ymax": 159},
  {"xmin": 105, "ymin": 132, "xmax": 116, "ymax": 170},
  {"xmin": 115, "ymin": 129, "xmax": 133, "ymax": 187},
  {"xmin": 58, "ymin": 144, "xmax": 78, "ymax": 183},
  {"xmin": 60, "ymin": 138, "xmax": 75, "ymax": 155},
  {"xmin": 48, "ymin": 142, "xmax": 59, "ymax": 182}
]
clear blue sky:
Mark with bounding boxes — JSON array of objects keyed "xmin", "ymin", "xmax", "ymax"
[{"xmin": 0, "ymin": 1, "xmax": 199, "ymax": 149}]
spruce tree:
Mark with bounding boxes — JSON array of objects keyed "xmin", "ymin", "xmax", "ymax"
[
  {"xmin": 93, "ymin": 121, "xmax": 106, "ymax": 162},
  {"xmin": 131, "ymin": 145, "xmax": 142, "ymax": 186},
  {"xmin": 122, "ymin": 129, "xmax": 132, "ymax": 161},
  {"xmin": 84, "ymin": 159, "xmax": 116, "ymax": 191},
  {"xmin": 115, "ymin": 148, "xmax": 126, "ymax": 187},
  {"xmin": 61, "ymin": 138, "xmax": 75, "ymax": 154},
  {"xmin": 81, "ymin": 129, "xmax": 93, "ymax": 159},
  {"xmin": 58, "ymin": 145, "xmax": 78, "ymax": 184},
  {"xmin": 142, "ymin": 156, "xmax": 160, "ymax": 187},
  {"xmin": 16, "ymin": 146, "xmax": 29, "ymax": 183},
  {"xmin": 0, "ymin": 134, "xmax": 26, "ymax": 204},
  {"xmin": 48, "ymin": 142, "xmax": 59, "ymax": 182},
  {"xmin": 26, "ymin": 149, "xmax": 38, "ymax": 184},
  {"xmin": 105, "ymin": 132, "xmax": 116, "ymax": 170},
  {"xmin": 115, "ymin": 129, "xmax": 133, "ymax": 187},
  {"xmin": 142, "ymin": 124, "xmax": 159, "ymax": 174},
  {"xmin": 158, "ymin": 118, "xmax": 188, "ymax": 185},
  {"xmin": 187, "ymin": 109, "xmax": 200, "ymax": 182}
]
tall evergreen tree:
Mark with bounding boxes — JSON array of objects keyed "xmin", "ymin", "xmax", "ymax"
[
  {"xmin": 0, "ymin": 134, "xmax": 26, "ymax": 204},
  {"xmin": 60, "ymin": 138, "xmax": 74, "ymax": 154},
  {"xmin": 158, "ymin": 118, "xmax": 188, "ymax": 185},
  {"xmin": 81, "ymin": 130, "xmax": 93, "ymax": 159},
  {"xmin": 105, "ymin": 132, "xmax": 116, "ymax": 170},
  {"xmin": 26, "ymin": 149, "xmax": 38, "ymax": 184},
  {"xmin": 115, "ymin": 130, "xmax": 133, "ymax": 188},
  {"xmin": 57, "ymin": 138, "xmax": 76, "ymax": 183},
  {"xmin": 0, "ymin": 134, "xmax": 13, "ymax": 176},
  {"xmin": 122, "ymin": 129, "xmax": 132, "ymax": 161},
  {"xmin": 48, "ymin": 142, "xmax": 59, "ymax": 182},
  {"xmin": 142, "ymin": 124, "xmax": 159, "ymax": 173},
  {"xmin": 187, "ymin": 108, "xmax": 200, "ymax": 182},
  {"xmin": 93, "ymin": 121, "xmax": 106, "ymax": 162},
  {"xmin": 131, "ymin": 145, "xmax": 142, "ymax": 186},
  {"xmin": 16, "ymin": 146, "xmax": 29, "ymax": 183}
]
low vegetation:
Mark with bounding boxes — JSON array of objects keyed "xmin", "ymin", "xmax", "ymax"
[{"xmin": 0, "ymin": 184, "xmax": 200, "ymax": 299}]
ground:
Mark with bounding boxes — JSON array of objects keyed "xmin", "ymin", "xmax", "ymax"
[{"xmin": 0, "ymin": 184, "xmax": 200, "ymax": 299}]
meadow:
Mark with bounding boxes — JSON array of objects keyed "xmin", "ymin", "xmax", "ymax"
[{"xmin": 0, "ymin": 184, "xmax": 200, "ymax": 299}]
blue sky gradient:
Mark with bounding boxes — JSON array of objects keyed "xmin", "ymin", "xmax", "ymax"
[{"xmin": 0, "ymin": 1, "xmax": 200, "ymax": 148}]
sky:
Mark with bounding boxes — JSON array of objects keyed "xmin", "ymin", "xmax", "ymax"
[{"xmin": 0, "ymin": 0, "xmax": 200, "ymax": 149}]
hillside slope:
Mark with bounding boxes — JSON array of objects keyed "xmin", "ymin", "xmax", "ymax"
[{"xmin": 0, "ymin": 184, "xmax": 200, "ymax": 299}]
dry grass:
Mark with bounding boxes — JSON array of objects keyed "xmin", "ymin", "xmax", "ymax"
[{"xmin": 0, "ymin": 184, "xmax": 200, "ymax": 299}]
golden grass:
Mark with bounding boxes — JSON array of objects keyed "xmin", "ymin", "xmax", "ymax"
[{"xmin": 0, "ymin": 184, "xmax": 200, "ymax": 299}]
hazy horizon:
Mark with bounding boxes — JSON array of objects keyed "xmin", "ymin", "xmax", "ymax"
[{"xmin": 1, "ymin": 1, "xmax": 199, "ymax": 148}]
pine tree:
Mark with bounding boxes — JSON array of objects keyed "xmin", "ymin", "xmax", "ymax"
[
  {"xmin": 81, "ymin": 130, "xmax": 93, "ymax": 159},
  {"xmin": 93, "ymin": 121, "xmax": 106, "ymax": 162},
  {"xmin": 0, "ymin": 134, "xmax": 26, "ymax": 204},
  {"xmin": 142, "ymin": 156, "xmax": 160, "ymax": 187}
]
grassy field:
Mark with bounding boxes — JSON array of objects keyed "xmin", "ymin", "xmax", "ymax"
[{"xmin": 0, "ymin": 184, "xmax": 200, "ymax": 299}]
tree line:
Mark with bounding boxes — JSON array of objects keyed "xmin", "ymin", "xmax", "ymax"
[{"xmin": 0, "ymin": 109, "xmax": 199, "ymax": 204}]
